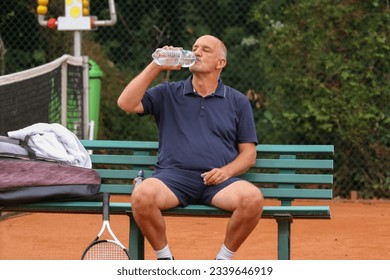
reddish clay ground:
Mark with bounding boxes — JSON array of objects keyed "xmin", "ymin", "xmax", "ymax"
[{"xmin": 1, "ymin": 199, "xmax": 389, "ymax": 260}]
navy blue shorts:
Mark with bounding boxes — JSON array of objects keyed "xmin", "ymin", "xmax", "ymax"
[{"xmin": 152, "ymin": 168, "xmax": 241, "ymax": 207}]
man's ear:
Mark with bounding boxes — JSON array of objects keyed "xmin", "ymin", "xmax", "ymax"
[{"xmin": 216, "ymin": 58, "xmax": 227, "ymax": 70}]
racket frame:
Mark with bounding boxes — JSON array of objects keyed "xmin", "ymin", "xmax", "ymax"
[{"xmin": 81, "ymin": 192, "xmax": 130, "ymax": 259}]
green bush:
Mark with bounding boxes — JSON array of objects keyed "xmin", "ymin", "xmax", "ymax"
[{"xmin": 250, "ymin": 0, "xmax": 390, "ymax": 197}]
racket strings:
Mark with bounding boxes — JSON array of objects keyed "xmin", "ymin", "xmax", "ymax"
[{"xmin": 82, "ymin": 241, "xmax": 130, "ymax": 260}]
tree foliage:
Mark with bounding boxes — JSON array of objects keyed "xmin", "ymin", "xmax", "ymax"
[{"xmin": 250, "ymin": 0, "xmax": 389, "ymax": 197}]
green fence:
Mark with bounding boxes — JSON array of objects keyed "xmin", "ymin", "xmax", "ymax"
[{"xmin": 0, "ymin": 0, "xmax": 389, "ymax": 199}]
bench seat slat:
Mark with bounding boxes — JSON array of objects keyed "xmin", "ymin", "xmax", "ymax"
[
  {"xmin": 162, "ymin": 205, "xmax": 331, "ymax": 219},
  {"xmin": 2, "ymin": 202, "xmax": 330, "ymax": 219}
]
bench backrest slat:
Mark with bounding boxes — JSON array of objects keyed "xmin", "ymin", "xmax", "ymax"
[
  {"xmin": 96, "ymin": 169, "xmax": 154, "ymax": 179},
  {"xmin": 261, "ymin": 188, "xmax": 333, "ymax": 199},
  {"xmin": 82, "ymin": 140, "xmax": 158, "ymax": 150},
  {"xmin": 82, "ymin": 141, "xmax": 334, "ymax": 154},
  {"xmin": 257, "ymin": 144, "xmax": 334, "ymax": 154},
  {"xmin": 255, "ymin": 159, "xmax": 333, "ymax": 169},
  {"xmin": 240, "ymin": 173, "xmax": 333, "ymax": 184},
  {"xmin": 100, "ymin": 184, "xmax": 133, "ymax": 194},
  {"xmin": 91, "ymin": 155, "xmax": 333, "ymax": 170},
  {"xmin": 90, "ymin": 154, "xmax": 158, "ymax": 165},
  {"xmin": 96, "ymin": 169, "xmax": 333, "ymax": 185},
  {"xmin": 98, "ymin": 184, "xmax": 333, "ymax": 199}
]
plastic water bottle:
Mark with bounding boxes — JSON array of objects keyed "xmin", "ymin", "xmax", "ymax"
[
  {"xmin": 133, "ymin": 170, "xmax": 144, "ymax": 187},
  {"xmin": 152, "ymin": 48, "xmax": 197, "ymax": 67}
]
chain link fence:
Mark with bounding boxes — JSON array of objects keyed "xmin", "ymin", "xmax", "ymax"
[{"xmin": 0, "ymin": 0, "xmax": 389, "ymax": 199}]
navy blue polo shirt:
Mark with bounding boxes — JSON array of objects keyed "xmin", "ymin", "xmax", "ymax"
[{"xmin": 141, "ymin": 75, "xmax": 258, "ymax": 172}]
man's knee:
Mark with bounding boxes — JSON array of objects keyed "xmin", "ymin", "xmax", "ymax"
[
  {"xmin": 131, "ymin": 179, "xmax": 159, "ymax": 210},
  {"xmin": 132, "ymin": 178, "xmax": 180, "ymax": 211},
  {"xmin": 212, "ymin": 181, "xmax": 263, "ymax": 213},
  {"xmin": 237, "ymin": 184, "xmax": 263, "ymax": 215}
]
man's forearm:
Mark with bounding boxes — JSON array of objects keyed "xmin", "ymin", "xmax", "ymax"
[
  {"xmin": 222, "ymin": 147, "xmax": 256, "ymax": 178},
  {"xmin": 219, "ymin": 142, "xmax": 257, "ymax": 179},
  {"xmin": 117, "ymin": 62, "xmax": 162, "ymax": 114}
]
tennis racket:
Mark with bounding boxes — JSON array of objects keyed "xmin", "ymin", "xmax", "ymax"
[{"xmin": 81, "ymin": 192, "xmax": 131, "ymax": 260}]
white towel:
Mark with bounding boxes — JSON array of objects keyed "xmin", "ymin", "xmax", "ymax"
[{"xmin": 8, "ymin": 123, "xmax": 92, "ymax": 168}]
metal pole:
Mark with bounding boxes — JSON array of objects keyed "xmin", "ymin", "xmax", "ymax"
[
  {"xmin": 94, "ymin": 0, "xmax": 117, "ymax": 27},
  {"xmin": 73, "ymin": 31, "xmax": 82, "ymax": 57},
  {"xmin": 61, "ymin": 62, "xmax": 68, "ymax": 127},
  {"xmin": 82, "ymin": 56, "xmax": 90, "ymax": 139}
]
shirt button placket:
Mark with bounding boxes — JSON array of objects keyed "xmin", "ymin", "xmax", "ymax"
[{"xmin": 200, "ymin": 98, "xmax": 205, "ymax": 117}]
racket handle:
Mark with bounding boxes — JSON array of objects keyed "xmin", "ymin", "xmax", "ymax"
[
  {"xmin": 103, "ymin": 192, "xmax": 110, "ymax": 221},
  {"xmin": 133, "ymin": 170, "xmax": 144, "ymax": 187}
]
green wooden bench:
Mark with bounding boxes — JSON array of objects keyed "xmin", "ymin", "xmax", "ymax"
[{"xmin": 1, "ymin": 140, "xmax": 334, "ymax": 260}]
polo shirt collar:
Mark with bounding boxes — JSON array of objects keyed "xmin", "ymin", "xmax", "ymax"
[{"xmin": 183, "ymin": 75, "xmax": 226, "ymax": 98}]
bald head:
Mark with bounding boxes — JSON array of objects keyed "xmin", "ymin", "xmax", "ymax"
[{"xmin": 195, "ymin": 35, "xmax": 227, "ymax": 60}]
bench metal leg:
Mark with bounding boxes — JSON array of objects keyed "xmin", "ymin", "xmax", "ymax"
[
  {"xmin": 128, "ymin": 213, "xmax": 145, "ymax": 260},
  {"xmin": 274, "ymin": 214, "xmax": 293, "ymax": 260}
]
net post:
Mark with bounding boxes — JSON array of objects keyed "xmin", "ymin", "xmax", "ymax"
[
  {"xmin": 83, "ymin": 55, "xmax": 90, "ymax": 139},
  {"xmin": 61, "ymin": 61, "xmax": 68, "ymax": 127}
]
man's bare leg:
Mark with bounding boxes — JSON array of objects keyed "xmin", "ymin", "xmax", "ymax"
[
  {"xmin": 131, "ymin": 178, "xmax": 180, "ymax": 259},
  {"xmin": 211, "ymin": 181, "xmax": 264, "ymax": 259}
]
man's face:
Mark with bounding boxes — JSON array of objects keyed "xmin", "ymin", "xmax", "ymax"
[{"xmin": 190, "ymin": 35, "xmax": 223, "ymax": 73}]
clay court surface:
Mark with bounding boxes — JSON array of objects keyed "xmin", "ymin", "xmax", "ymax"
[{"xmin": 1, "ymin": 199, "xmax": 389, "ymax": 260}]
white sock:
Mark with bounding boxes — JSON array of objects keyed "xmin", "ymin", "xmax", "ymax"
[
  {"xmin": 155, "ymin": 244, "xmax": 173, "ymax": 260},
  {"xmin": 216, "ymin": 244, "xmax": 235, "ymax": 260}
]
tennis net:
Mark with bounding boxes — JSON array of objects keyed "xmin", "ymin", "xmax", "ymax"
[{"xmin": 0, "ymin": 55, "xmax": 88, "ymax": 139}]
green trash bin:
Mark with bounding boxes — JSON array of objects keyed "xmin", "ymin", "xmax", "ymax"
[{"xmin": 89, "ymin": 59, "xmax": 103, "ymax": 139}]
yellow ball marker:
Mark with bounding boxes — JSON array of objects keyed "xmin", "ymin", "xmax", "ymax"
[
  {"xmin": 57, "ymin": 0, "xmax": 91, "ymax": 30},
  {"xmin": 37, "ymin": 5, "xmax": 48, "ymax": 15}
]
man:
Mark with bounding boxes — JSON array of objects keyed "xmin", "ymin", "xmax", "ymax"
[{"xmin": 117, "ymin": 35, "xmax": 263, "ymax": 260}]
